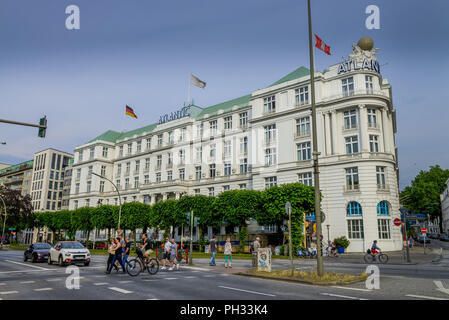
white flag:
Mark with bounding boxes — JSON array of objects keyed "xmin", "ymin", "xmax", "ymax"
[{"xmin": 190, "ymin": 74, "xmax": 206, "ymax": 88}]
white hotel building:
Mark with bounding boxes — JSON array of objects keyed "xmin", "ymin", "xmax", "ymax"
[{"xmin": 69, "ymin": 39, "xmax": 403, "ymax": 252}]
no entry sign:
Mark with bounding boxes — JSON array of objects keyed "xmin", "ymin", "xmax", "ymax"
[
  {"xmin": 421, "ymin": 228, "xmax": 427, "ymax": 234},
  {"xmin": 393, "ymin": 218, "xmax": 402, "ymax": 226}
]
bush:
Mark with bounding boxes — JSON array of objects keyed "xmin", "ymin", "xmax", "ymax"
[{"xmin": 333, "ymin": 236, "xmax": 350, "ymax": 249}]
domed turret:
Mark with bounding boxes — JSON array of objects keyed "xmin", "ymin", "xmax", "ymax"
[{"xmin": 357, "ymin": 37, "xmax": 374, "ymax": 51}]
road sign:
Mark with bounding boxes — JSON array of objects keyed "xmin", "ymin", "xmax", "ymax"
[
  {"xmin": 421, "ymin": 228, "xmax": 427, "ymax": 234},
  {"xmin": 393, "ymin": 218, "xmax": 402, "ymax": 226},
  {"xmin": 285, "ymin": 201, "xmax": 291, "ymax": 215}
]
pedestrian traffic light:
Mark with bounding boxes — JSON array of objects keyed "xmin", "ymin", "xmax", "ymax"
[{"xmin": 38, "ymin": 116, "xmax": 47, "ymax": 138}]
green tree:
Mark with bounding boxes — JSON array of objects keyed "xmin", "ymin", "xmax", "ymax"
[
  {"xmin": 258, "ymin": 183, "xmax": 316, "ymax": 249},
  {"xmin": 120, "ymin": 202, "xmax": 151, "ymax": 248},
  {"xmin": 0, "ymin": 186, "xmax": 33, "ymax": 232},
  {"xmin": 90, "ymin": 205, "xmax": 117, "ymax": 242},
  {"xmin": 72, "ymin": 207, "xmax": 94, "ymax": 248},
  {"xmin": 54, "ymin": 210, "xmax": 76, "ymax": 240},
  {"xmin": 400, "ymin": 165, "xmax": 449, "ymax": 231},
  {"xmin": 151, "ymin": 199, "xmax": 184, "ymax": 237}
]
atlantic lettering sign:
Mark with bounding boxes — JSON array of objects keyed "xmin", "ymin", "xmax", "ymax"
[
  {"xmin": 159, "ymin": 105, "xmax": 191, "ymax": 124},
  {"xmin": 338, "ymin": 58, "xmax": 380, "ymax": 74}
]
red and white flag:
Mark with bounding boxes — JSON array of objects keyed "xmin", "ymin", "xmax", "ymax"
[{"xmin": 314, "ymin": 34, "xmax": 331, "ymax": 55}]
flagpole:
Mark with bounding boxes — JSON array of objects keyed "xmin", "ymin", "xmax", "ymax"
[
  {"xmin": 121, "ymin": 106, "xmax": 125, "ymax": 133},
  {"xmin": 187, "ymin": 74, "xmax": 191, "ymax": 106},
  {"xmin": 307, "ymin": 0, "xmax": 324, "ymax": 277}
]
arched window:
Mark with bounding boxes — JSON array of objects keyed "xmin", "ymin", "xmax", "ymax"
[
  {"xmin": 347, "ymin": 201, "xmax": 362, "ymax": 216},
  {"xmin": 377, "ymin": 201, "xmax": 390, "ymax": 216}
]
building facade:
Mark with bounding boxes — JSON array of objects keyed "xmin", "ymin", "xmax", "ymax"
[
  {"xmin": 69, "ymin": 39, "xmax": 402, "ymax": 252},
  {"xmin": 0, "ymin": 160, "xmax": 34, "ymax": 196},
  {"xmin": 441, "ymin": 178, "xmax": 449, "ymax": 235}
]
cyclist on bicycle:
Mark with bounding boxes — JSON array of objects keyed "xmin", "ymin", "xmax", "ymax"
[
  {"xmin": 371, "ymin": 240, "xmax": 381, "ymax": 259},
  {"xmin": 329, "ymin": 240, "xmax": 337, "ymax": 256},
  {"xmin": 140, "ymin": 233, "xmax": 153, "ymax": 261}
]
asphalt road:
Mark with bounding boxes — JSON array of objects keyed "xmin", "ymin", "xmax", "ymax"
[{"xmin": 0, "ymin": 249, "xmax": 449, "ymax": 300}]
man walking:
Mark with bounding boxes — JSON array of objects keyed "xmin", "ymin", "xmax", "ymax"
[
  {"xmin": 209, "ymin": 236, "xmax": 217, "ymax": 266},
  {"xmin": 169, "ymin": 238, "xmax": 179, "ymax": 271},
  {"xmin": 122, "ymin": 237, "xmax": 131, "ymax": 269},
  {"xmin": 252, "ymin": 237, "xmax": 261, "ymax": 268},
  {"xmin": 161, "ymin": 237, "xmax": 171, "ymax": 270}
]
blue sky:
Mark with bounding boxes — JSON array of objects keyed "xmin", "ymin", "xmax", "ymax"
[{"xmin": 0, "ymin": 0, "xmax": 448, "ymax": 189}]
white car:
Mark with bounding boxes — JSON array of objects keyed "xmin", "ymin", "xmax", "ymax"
[{"xmin": 48, "ymin": 241, "xmax": 91, "ymax": 266}]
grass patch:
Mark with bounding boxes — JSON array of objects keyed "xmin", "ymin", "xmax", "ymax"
[
  {"xmin": 3, "ymin": 244, "xmax": 28, "ymax": 251},
  {"xmin": 251, "ymin": 270, "xmax": 367, "ymax": 284}
]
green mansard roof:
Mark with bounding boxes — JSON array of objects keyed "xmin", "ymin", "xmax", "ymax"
[{"xmin": 269, "ymin": 66, "xmax": 310, "ymax": 87}]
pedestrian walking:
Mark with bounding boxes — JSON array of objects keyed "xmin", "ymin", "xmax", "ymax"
[
  {"xmin": 209, "ymin": 236, "xmax": 217, "ymax": 266},
  {"xmin": 121, "ymin": 237, "xmax": 131, "ymax": 269},
  {"xmin": 169, "ymin": 238, "xmax": 179, "ymax": 271},
  {"xmin": 106, "ymin": 239, "xmax": 118, "ymax": 273},
  {"xmin": 251, "ymin": 237, "xmax": 261, "ymax": 268},
  {"xmin": 409, "ymin": 236, "xmax": 414, "ymax": 248},
  {"xmin": 161, "ymin": 237, "xmax": 171, "ymax": 270},
  {"xmin": 106, "ymin": 238, "xmax": 126, "ymax": 274},
  {"xmin": 224, "ymin": 237, "xmax": 232, "ymax": 268}
]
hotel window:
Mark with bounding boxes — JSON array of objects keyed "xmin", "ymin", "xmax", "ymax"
[
  {"xmin": 224, "ymin": 140, "xmax": 232, "ymax": 157},
  {"xmin": 369, "ymin": 135, "xmax": 379, "ymax": 152},
  {"xmin": 297, "ymin": 142, "xmax": 312, "ymax": 161},
  {"xmin": 298, "ymin": 172, "xmax": 313, "ymax": 186},
  {"xmin": 76, "ymin": 168, "xmax": 81, "ymax": 179},
  {"xmin": 195, "ymin": 166, "xmax": 202, "ymax": 180},
  {"xmin": 55, "ymin": 172, "xmax": 59, "ymax": 180},
  {"xmin": 119, "ymin": 146, "xmax": 124, "ymax": 157},
  {"xmin": 208, "ymin": 187, "xmax": 215, "ymax": 197},
  {"xmin": 125, "ymin": 162, "xmax": 130, "ymax": 174},
  {"xmin": 179, "ymin": 149, "xmax": 185, "ymax": 165},
  {"xmin": 378, "ymin": 219, "xmax": 391, "ymax": 239},
  {"xmin": 210, "ymin": 144, "xmax": 216, "ymax": 158},
  {"xmin": 146, "ymin": 138, "xmax": 151, "ymax": 150},
  {"xmin": 137, "ymin": 141, "xmax": 142, "ymax": 153},
  {"xmin": 345, "ymin": 136, "xmax": 359, "ymax": 154},
  {"xmin": 263, "ymin": 95, "xmax": 276, "ymax": 113},
  {"xmin": 345, "ymin": 167, "xmax": 359, "ymax": 191},
  {"xmin": 179, "ymin": 169, "xmax": 185, "ymax": 181},
  {"xmin": 87, "ymin": 181, "xmax": 92, "ymax": 193},
  {"xmin": 102, "ymin": 147, "xmax": 108, "ymax": 158},
  {"xmin": 90, "ymin": 148, "xmax": 94, "ymax": 159},
  {"xmin": 210, "ymin": 120, "xmax": 218, "ymax": 136},
  {"xmin": 367, "ymin": 109, "xmax": 377, "ymax": 128},
  {"xmin": 168, "ymin": 131, "xmax": 174, "ymax": 144},
  {"xmin": 158, "ymin": 134, "xmax": 163, "ymax": 147},
  {"xmin": 99, "ymin": 181, "xmax": 105, "ymax": 193},
  {"xmin": 296, "ymin": 116, "xmax": 311, "ymax": 137},
  {"xmin": 265, "ymin": 148, "xmax": 277, "ymax": 166},
  {"xmin": 224, "ymin": 162, "xmax": 231, "ymax": 176},
  {"xmin": 344, "ymin": 109, "xmax": 357, "ymax": 130},
  {"xmin": 239, "ymin": 184, "xmax": 247, "ymax": 190},
  {"xmin": 167, "ymin": 153, "xmax": 173, "ymax": 165},
  {"xmin": 127, "ymin": 143, "xmax": 132, "ymax": 155},
  {"xmin": 75, "ymin": 183, "xmax": 80, "ymax": 194},
  {"xmin": 135, "ymin": 160, "xmax": 140, "ymax": 172},
  {"xmin": 100, "ymin": 165, "xmax": 106, "ymax": 177},
  {"xmin": 347, "ymin": 220, "xmax": 364, "ymax": 239},
  {"xmin": 209, "ymin": 164, "xmax": 216, "ymax": 178},
  {"xmin": 265, "ymin": 176, "xmax": 277, "ymax": 189},
  {"xmin": 50, "ymin": 171, "xmax": 54, "ymax": 179},
  {"xmin": 116, "ymin": 180, "xmax": 121, "ymax": 190},
  {"xmin": 342, "ymin": 76, "xmax": 354, "ymax": 97},
  {"xmin": 74, "ymin": 200, "xmax": 78, "ymax": 210},
  {"xmin": 145, "ymin": 158, "xmax": 150, "ymax": 170},
  {"xmin": 264, "ymin": 124, "xmax": 277, "ymax": 143},
  {"xmin": 295, "ymin": 86, "xmax": 309, "ymax": 106},
  {"xmin": 365, "ymin": 75, "xmax": 374, "ymax": 94},
  {"xmin": 376, "ymin": 166, "xmax": 386, "ymax": 189},
  {"xmin": 197, "ymin": 123, "xmax": 204, "ymax": 138},
  {"xmin": 196, "ymin": 146, "xmax": 202, "ymax": 162},
  {"xmin": 117, "ymin": 164, "xmax": 121, "ymax": 176},
  {"xmin": 143, "ymin": 195, "xmax": 151, "ymax": 204},
  {"xmin": 88, "ymin": 166, "xmax": 93, "ymax": 177},
  {"xmin": 125, "ymin": 178, "xmax": 130, "ymax": 189},
  {"xmin": 157, "ymin": 155, "xmax": 162, "ymax": 169},
  {"xmin": 181, "ymin": 127, "xmax": 187, "ymax": 141},
  {"xmin": 223, "ymin": 185, "xmax": 230, "ymax": 192},
  {"xmin": 240, "ymin": 137, "xmax": 248, "ymax": 154},
  {"xmin": 144, "ymin": 175, "xmax": 149, "ymax": 184},
  {"xmin": 167, "ymin": 171, "xmax": 173, "ymax": 181},
  {"xmin": 239, "ymin": 112, "xmax": 248, "ymax": 128},
  {"xmin": 224, "ymin": 116, "xmax": 232, "ymax": 130},
  {"xmin": 240, "ymin": 158, "xmax": 248, "ymax": 174},
  {"xmin": 85, "ymin": 199, "xmax": 90, "ymax": 207},
  {"xmin": 377, "ymin": 201, "xmax": 390, "ymax": 216},
  {"xmin": 194, "ymin": 189, "xmax": 200, "ymax": 195},
  {"xmin": 156, "ymin": 173, "xmax": 161, "ymax": 183},
  {"xmin": 347, "ymin": 201, "xmax": 362, "ymax": 216}
]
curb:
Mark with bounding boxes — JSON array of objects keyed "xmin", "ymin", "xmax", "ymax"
[{"xmin": 234, "ymin": 272, "xmax": 366, "ymax": 286}]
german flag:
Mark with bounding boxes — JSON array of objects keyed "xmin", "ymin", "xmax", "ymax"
[{"xmin": 125, "ymin": 105, "xmax": 138, "ymax": 119}]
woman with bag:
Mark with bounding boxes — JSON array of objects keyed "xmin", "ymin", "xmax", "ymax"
[{"xmin": 224, "ymin": 238, "xmax": 232, "ymax": 268}]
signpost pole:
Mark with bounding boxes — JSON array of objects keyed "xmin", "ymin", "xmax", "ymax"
[
  {"xmin": 285, "ymin": 202, "xmax": 293, "ymax": 276},
  {"xmin": 189, "ymin": 210, "xmax": 193, "ymax": 265}
]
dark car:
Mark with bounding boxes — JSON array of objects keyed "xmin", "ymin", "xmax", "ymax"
[
  {"xmin": 24, "ymin": 243, "xmax": 52, "ymax": 263},
  {"xmin": 439, "ymin": 234, "xmax": 449, "ymax": 242},
  {"xmin": 416, "ymin": 235, "xmax": 431, "ymax": 244}
]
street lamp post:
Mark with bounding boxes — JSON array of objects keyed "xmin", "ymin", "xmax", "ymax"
[
  {"xmin": 400, "ymin": 195, "xmax": 412, "ymax": 263},
  {"xmin": 92, "ymin": 172, "xmax": 122, "ymax": 231},
  {"xmin": 0, "ymin": 196, "xmax": 7, "ymax": 248}
]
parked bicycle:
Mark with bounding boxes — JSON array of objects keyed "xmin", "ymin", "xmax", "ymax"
[
  {"xmin": 126, "ymin": 249, "xmax": 159, "ymax": 276},
  {"xmin": 364, "ymin": 249, "xmax": 388, "ymax": 263}
]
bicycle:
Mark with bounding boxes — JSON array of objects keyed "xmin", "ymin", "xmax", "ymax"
[
  {"xmin": 323, "ymin": 246, "xmax": 339, "ymax": 258},
  {"xmin": 126, "ymin": 249, "xmax": 159, "ymax": 276},
  {"xmin": 364, "ymin": 249, "xmax": 388, "ymax": 263}
]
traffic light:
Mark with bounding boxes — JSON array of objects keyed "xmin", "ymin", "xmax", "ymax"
[{"xmin": 38, "ymin": 116, "xmax": 47, "ymax": 138}]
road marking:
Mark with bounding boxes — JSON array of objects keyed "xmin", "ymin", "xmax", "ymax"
[
  {"xmin": 0, "ymin": 283, "xmax": 5, "ymax": 286},
  {"xmin": 34, "ymin": 288, "xmax": 53, "ymax": 292},
  {"xmin": 118, "ymin": 280, "xmax": 133, "ymax": 284},
  {"xmin": 93, "ymin": 283, "xmax": 109, "ymax": 286},
  {"xmin": 321, "ymin": 293, "xmax": 368, "ymax": 300},
  {"xmin": 184, "ymin": 276, "xmax": 197, "ymax": 279},
  {"xmin": 0, "ymin": 291, "xmax": 19, "ymax": 295},
  {"xmin": 203, "ymin": 275, "xmax": 214, "ymax": 278},
  {"xmin": 165, "ymin": 277, "xmax": 178, "ymax": 280},
  {"xmin": 406, "ymin": 294, "xmax": 449, "ymax": 300},
  {"xmin": 218, "ymin": 286, "xmax": 276, "ymax": 297},
  {"xmin": 434, "ymin": 281, "xmax": 449, "ymax": 295},
  {"xmin": 182, "ymin": 266, "xmax": 211, "ymax": 271},
  {"xmin": 46, "ymin": 278, "xmax": 63, "ymax": 282},
  {"xmin": 5, "ymin": 260, "xmax": 50, "ymax": 270},
  {"xmin": 92, "ymin": 275, "xmax": 107, "ymax": 278},
  {"xmin": 20, "ymin": 281, "xmax": 35, "ymax": 284},
  {"xmin": 147, "ymin": 298, "xmax": 159, "ymax": 300},
  {"xmin": 331, "ymin": 286, "xmax": 373, "ymax": 292},
  {"xmin": 108, "ymin": 287, "xmax": 133, "ymax": 294}
]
